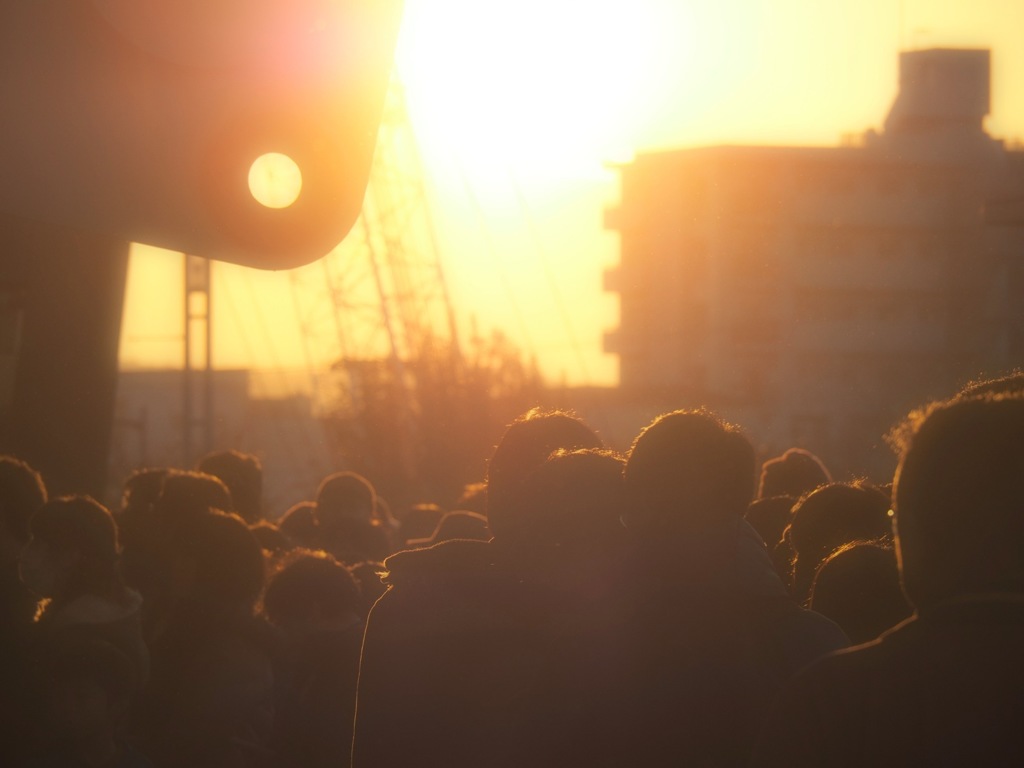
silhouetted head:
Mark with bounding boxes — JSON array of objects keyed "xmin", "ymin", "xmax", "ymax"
[
  {"xmin": 155, "ymin": 469, "xmax": 232, "ymax": 524},
  {"xmin": 249, "ymin": 521, "xmax": 290, "ymax": 557},
  {"xmin": 0, "ymin": 455, "xmax": 47, "ymax": 547},
  {"xmin": 758, "ymin": 448, "xmax": 831, "ymax": 500},
  {"xmin": 787, "ymin": 482, "xmax": 892, "ymax": 604},
  {"xmin": 20, "ymin": 496, "xmax": 122, "ymax": 606},
  {"xmin": 624, "ymin": 409, "xmax": 755, "ymax": 535},
  {"xmin": 511, "ymin": 448, "xmax": 627, "ymax": 557},
  {"xmin": 399, "ymin": 502, "xmax": 445, "ymax": 544},
  {"xmin": 373, "ymin": 495, "xmax": 398, "ymax": 531},
  {"xmin": 744, "ymin": 495, "xmax": 796, "ymax": 549},
  {"xmin": 119, "ymin": 467, "xmax": 167, "ymax": 523},
  {"xmin": 892, "ymin": 394, "xmax": 1024, "ymax": 608},
  {"xmin": 278, "ymin": 501, "xmax": 318, "ymax": 548},
  {"xmin": 168, "ymin": 510, "xmax": 265, "ymax": 614},
  {"xmin": 316, "ymin": 475, "xmax": 392, "ymax": 563},
  {"xmin": 262, "ymin": 549, "xmax": 361, "ymax": 633},
  {"xmin": 315, "ymin": 472, "xmax": 376, "ymax": 526},
  {"xmin": 323, "ymin": 518, "xmax": 392, "ymax": 565},
  {"xmin": 810, "ymin": 540, "xmax": 911, "ymax": 645},
  {"xmin": 485, "ymin": 409, "xmax": 602, "ymax": 541},
  {"xmin": 196, "ymin": 450, "xmax": 263, "ymax": 524},
  {"xmin": 956, "ymin": 370, "xmax": 1024, "ymax": 399}
]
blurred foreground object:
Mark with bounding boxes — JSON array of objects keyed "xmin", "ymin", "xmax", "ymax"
[
  {"xmin": 0, "ymin": 0, "xmax": 404, "ymax": 269},
  {"xmin": 0, "ymin": 1, "xmax": 403, "ymax": 498}
]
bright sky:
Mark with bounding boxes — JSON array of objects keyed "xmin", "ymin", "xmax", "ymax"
[{"xmin": 120, "ymin": 0, "xmax": 1024, "ymax": 389}]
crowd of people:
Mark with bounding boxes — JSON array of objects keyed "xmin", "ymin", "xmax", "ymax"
[{"xmin": 1, "ymin": 372, "xmax": 1022, "ymax": 767}]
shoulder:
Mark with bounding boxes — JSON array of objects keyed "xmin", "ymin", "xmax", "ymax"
[
  {"xmin": 45, "ymin": 590, "xmax": 143, "ymax": 628},
  {"xmin": 381, "ymin": 538, "xmax": 495, "ymax": 585},
  {"xmin": 777, "ymin": 619, "xmax": 912, "ymax": 704},
  {"xmin": 366, "ymin": 540, "xmax": 497, "ymax": 629},
  {"xmin": 749, "ymin": 625, "xmax": 909, "ymax": 768}
]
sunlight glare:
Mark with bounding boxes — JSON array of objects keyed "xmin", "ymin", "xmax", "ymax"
[{"xmin": 396, "ymin": 0, "xmax": 682, "ymax": 179}]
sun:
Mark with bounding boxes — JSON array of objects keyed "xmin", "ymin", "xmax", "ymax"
[{"xmin": 394, "ymin": 0, "xmax": 678, "ymax": 180}]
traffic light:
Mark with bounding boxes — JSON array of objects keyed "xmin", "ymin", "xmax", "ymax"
[{"xmin": 0, "ymin": 0, "xmax": 404, "ymax": 269}]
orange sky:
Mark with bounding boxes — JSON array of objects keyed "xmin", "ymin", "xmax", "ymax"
[{"xmin": 120, "ymin": 0, "xmax": 1024, "ymax": 389}]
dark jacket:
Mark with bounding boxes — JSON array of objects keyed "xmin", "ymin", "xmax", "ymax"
[
  {"xmin": 751, "ymin": 595, "xmax": 1024, "ymax": 767},
  {"xmin": 38, "ymin": 591, "xmax": 150, "ymax": 685},
  {"xmin": 275, "ymin": 619, "xmax": 364, "ymax": 768},
  {"xmin": 352, "ymin": 539, "xmax": 603, "ymax": 768},
  {"xmin": 619, "ymin": 519, "xmax": 849, "ymax": 767}
]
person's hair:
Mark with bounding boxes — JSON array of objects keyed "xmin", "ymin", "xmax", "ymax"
[
  {"xmin": 196, "ymin": 450, "xmax": 263, "ymax": 524},
  {"xmin": 786, "ymin": 482, "xmax": 892, "ymax": 604},
  {"xmin": 278, "ymin": 501, "xmax": 319, "ymax": 548},
  {"xmin": 320, "ymin": 517, "xmax": 392, "ymax": 565},
  {"xmin": 512, "ymin": 448, "xmax": 627, "ymax": 551},
  {"xmin": 250, "ymin": 520, "xmax": 290, "ymax": 556},
  {"xmin": 486, "ymin": 409, "xmax": 602, "ymax": 541},
  {"xmin": 155, "ymin": 469, "xmax": 232, "ymax": 524},
  {"xmin": 170, "ymin": 509, "xmax": 265, "ymax": 613},
  {"xmin": 315, "ymin": 472, "xmax": 376, "ymax": 525},
  {"xmin": 744, "ymin": 495, "xmax": 796, "ymax": 549},
  {"xmin": 810, "ymin": 540, "xmax": 911, "ymax": 645},
  {"xmin": 0, "ymin": 455, "xmax": 47, "ymax": 541},
  {"xmin": 892, "ymin": 394, "xmax": 1024, "ymax": 607},
  {"xmin": 758, "ymin": 448, "xmax": 831, "ymax": 500},
  {"xmin": 119, "ymin": 467, "xmax": 167, "ymax": 522},
  {"xmin": 29, "ymin": 496, "xmax": 126, "ymax": 608},
  {"xmin": 624, "ymin": 409, "xmax": 755, "ymax": 533},
  {"xmin": 262, "ymin": 549, "xmax": 361, "ymax": 629},
  {"xmin": 955, "ymin": 370, "xmax": 1024, "ymax": 399}
]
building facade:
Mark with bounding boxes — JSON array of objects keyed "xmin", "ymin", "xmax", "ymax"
[{"xmin": 605, "ymin": 49, "xmax": 1024, "ymax": 476}]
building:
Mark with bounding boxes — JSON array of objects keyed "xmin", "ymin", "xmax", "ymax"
[{"xmin": 604, "ymin": 49, "xmax": 1024, "ymax": 477}]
